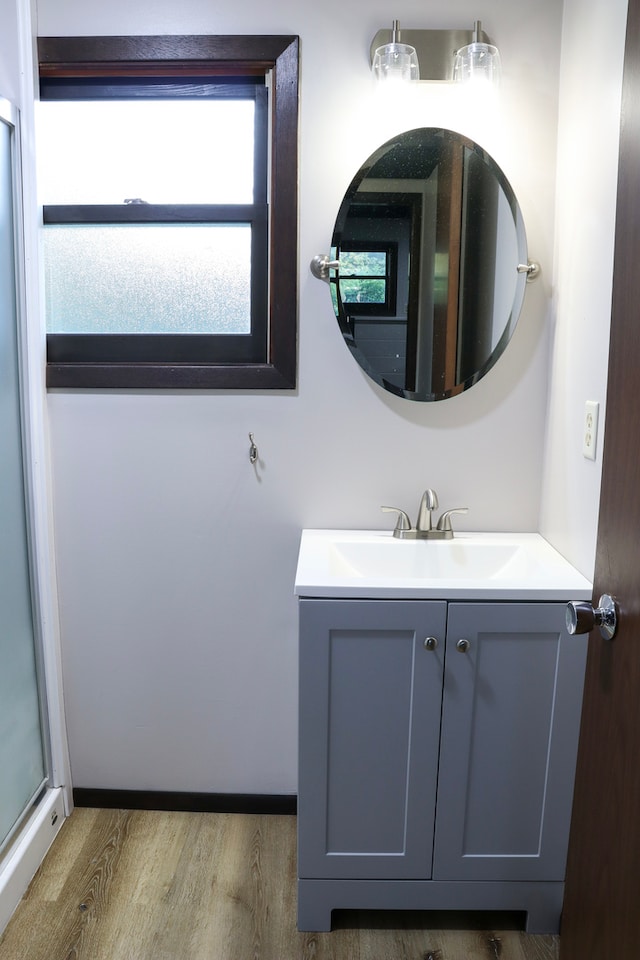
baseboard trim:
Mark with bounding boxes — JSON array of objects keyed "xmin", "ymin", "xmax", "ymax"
[{"xmin": 72, "ymin": 789, "xmax": 297, "ymax": 815}]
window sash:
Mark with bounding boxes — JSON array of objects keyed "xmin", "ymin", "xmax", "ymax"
[
  {"xmin": 44, "ymin": 207, "xmax": 269, "ymax": 362},
  {"xmin": 44, "ymin": 208, "xmax": 269, "ymax": 360}
]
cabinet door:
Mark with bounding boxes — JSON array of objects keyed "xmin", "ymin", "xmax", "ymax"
[
  {"xmin": 433, "ymin": 602, "xmax": 587, "ymax": 881},
  {"xmin": 298, "ymin": 599, "xmax": 447, "ymax": 880}
]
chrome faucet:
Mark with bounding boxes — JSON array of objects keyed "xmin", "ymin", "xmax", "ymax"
[{"xmin": 382, "ymin": 489, "xmax": 468, "ymax": 540}]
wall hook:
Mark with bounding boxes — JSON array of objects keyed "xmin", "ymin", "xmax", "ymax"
[{"xmin": 249, "ymin": 433, "xmax": 258, "ymax": 465}]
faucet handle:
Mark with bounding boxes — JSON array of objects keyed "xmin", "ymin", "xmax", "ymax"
[
  {"xmin": 436, "ymin": 507, "xmax": 469, "ymax": 533},
  {"xmin": 381, "ymin": 506, "xmax": 412, "ymax": 537}
]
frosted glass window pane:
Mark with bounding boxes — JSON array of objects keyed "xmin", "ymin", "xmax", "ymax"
[
  {"xmin": 44, "ymin": 224, "xmax": 251, "ymax": 334},
  {"xmin": 37, "ymin": 100, "xmax": 255, "ymax": 204}
]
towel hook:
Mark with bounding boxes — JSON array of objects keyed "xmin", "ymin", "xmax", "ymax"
[{"xmin": 249, "ymin": 433, "xmax": 258, "ymax": 465}]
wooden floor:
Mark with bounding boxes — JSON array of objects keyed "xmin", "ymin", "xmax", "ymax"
[{"xmin": 0, "ymin": 808, "xmax": 559, "ymax": 960}]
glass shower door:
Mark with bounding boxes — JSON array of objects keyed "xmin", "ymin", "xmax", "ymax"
[{"xmin": 0, "ymin": 101, "xmax": 47, "ymax": 853}]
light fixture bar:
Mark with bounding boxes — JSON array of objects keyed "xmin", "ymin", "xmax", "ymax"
[{"xmin": 369, "ymin": 26, "xmax": 493, "ymax": 82}]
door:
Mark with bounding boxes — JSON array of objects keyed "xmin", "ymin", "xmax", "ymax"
[
  {"xmin": 434, "ymin": 603, "xmax": 587, "ymax": 883},
  {"xmin": 297, "ymin": 599, "xmax": 446, "ymax": 880},
  {"xmin": 560, "ymin": 0, "xmax": 640, "ymax": 954},
  {"xmin": 0, "ymin": 99, "xmax": 47, "ymax": 853}
]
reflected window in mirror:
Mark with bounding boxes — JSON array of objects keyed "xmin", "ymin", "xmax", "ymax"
[{"xmin": 331, "ymin": 243, "xmax": 397, "ymax": 315}]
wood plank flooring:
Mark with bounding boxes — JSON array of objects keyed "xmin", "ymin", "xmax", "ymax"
[{"xmin": 0, "ymin": 808, "xmax": 559, "ymax": 960}]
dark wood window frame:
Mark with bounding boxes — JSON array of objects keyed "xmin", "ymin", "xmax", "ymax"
[{"xmin": 38, "ymin": 35, "xmax": 299, "ymax": 390}]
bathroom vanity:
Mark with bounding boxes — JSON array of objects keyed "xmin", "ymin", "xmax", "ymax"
[{"xmin": 294, "ymin": 530, "xmax": 592, "ymax": 933}]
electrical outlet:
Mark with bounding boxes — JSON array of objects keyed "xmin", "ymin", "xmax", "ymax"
[{"xmin": 583, "ymin": 401, "xmax": 599, "ymax": 460}]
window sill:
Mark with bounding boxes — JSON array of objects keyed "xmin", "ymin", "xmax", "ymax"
[{"xmin": 46, "ymin": 360, "xmax": 296, "ymax": 390}]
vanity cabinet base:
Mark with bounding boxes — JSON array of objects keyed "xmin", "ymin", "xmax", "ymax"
[
  {"xmin": 297, "ymin": 598, "xmax": 587, "ymax": 938},
  {"xmin": 297, "ymin": 878, "xmax": 565, "ymax": 934}
]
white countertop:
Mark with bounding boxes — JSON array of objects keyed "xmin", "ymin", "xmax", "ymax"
[{"xmin": 294, "ymin": 529, "xmax": 593, "ymax": 601}]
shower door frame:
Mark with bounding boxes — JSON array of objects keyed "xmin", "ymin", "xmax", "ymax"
[{"xmin": 0, "ymin": 91, "xmax": 71, "ymax": 932}]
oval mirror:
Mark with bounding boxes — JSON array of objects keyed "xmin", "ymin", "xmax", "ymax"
[{"xmin": 329, "ymin": 127, "xmax": 530, "ymax": 401}]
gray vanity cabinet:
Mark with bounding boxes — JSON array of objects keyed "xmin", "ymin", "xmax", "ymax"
[{"xmin": 297, "ymin": 597, "xmax": 588, "ymax": 933}]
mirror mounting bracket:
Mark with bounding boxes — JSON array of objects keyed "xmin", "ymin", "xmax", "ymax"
[
  {"xmin": 518, "ymin": 260, "xmax": 541, "ymax": 282},
  {"xmin": 310, "ymin": 253, "xmax": 340, "ymax": 281}
]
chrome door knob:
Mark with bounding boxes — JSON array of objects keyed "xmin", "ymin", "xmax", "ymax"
[
  {"xmin": 566, "ymin": 594, "xmax": 619, "ymax": 640},
  {"xmin": 456, "ymin": 638, "xmax": 471, "ymax": 653},
  {"xmin": 424, "ymin": 636, "xmax": 438, "ymax": 651}
]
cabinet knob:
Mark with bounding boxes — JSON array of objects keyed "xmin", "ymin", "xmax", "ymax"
[
  {"xmin": 424, "ymin": 636, "xmax": 438, "ymax": 651},
  {"xmin": 456, "ymin": 638, "xmax": 471, "ymax": 653}
]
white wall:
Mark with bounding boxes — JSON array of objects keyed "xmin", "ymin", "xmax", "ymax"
[
  {"xmin": 540, "ymin": 0, "xmax": 628, "ymax": 575},
  {"xmin": 37, "ymin": 0, "xmax": 571, "ymax": 793}
]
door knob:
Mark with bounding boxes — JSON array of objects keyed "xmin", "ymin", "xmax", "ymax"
[
  {"xmin": 566, "ymin": 594, "xmax": 619, "ymax": 640},
  {"xmin": 456, "ymin": 638, "xmax": 471, "ymax": 653},
  {"xmin": 424, "ymin": 636, "xmax": 438, "ymax": 651}
]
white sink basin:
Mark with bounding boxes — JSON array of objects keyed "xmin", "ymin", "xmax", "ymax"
[{"xmin": 294, "ymin": 530, "xmax": 593, "ymax": 600}]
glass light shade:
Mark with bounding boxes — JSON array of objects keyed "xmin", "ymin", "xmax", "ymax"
[
  {"xmin": 453, "ymin": 41, "xmax": 502, "ymax": 85},
  {"xmin": 372, "ymin": 42, "xmax": 420, "ymax": 83}
]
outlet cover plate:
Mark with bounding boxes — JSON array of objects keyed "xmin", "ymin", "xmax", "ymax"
[{"xmin": 583, "ymin": 400, "xmax": 599, "ymax": 460}]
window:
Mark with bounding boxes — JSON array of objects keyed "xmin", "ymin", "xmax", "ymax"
[
  {"xmin": 37, "ymin": 36, "xmax": 299, "ymax": 389},
  {"xmin": 332, "ymin": 243, "xmax": 398, "ymax": 315}
]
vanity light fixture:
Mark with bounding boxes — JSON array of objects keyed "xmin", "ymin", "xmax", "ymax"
[{"xmin": 370, "ymin": 19, "xmax": 500, "ymax": 85}]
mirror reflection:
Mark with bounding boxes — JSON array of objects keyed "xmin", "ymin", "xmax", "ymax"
[{"xmin": 330, "ymin": 128, "xmax": 529, "ymax": 401}]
